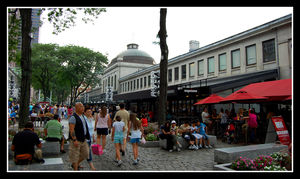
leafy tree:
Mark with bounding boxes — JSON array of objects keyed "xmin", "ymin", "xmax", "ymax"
[
  {"xmin": 57, "ymin": 45, "xmax": 108, "ymax": 105},
  {"xmin": 8, "ymin": 8, "xmax": 106, "ymax": 129},
  {"xmin": 31, "ymin": 43, "xmax": 60, "ymax": 102}
]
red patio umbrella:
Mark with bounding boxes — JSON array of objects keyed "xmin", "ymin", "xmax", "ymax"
[
  {"xmin": 194, "ymin": 93, "xmax": 225, "ymax": 105},
  {"xmin": 234, "ymin": 79, "xmax": 292, "ymax": 102},
  {"xmin": 220, "ymin": 90, "xmax": 268, "ymax": 103}
]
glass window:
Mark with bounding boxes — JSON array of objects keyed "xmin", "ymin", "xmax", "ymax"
[
  {"xmin": 208, "ymin": 56, "xmax": 215, "ymax": 73},
  {"xmin": 231, "ymin": 49, "xmax": 240, "ymax": 68},
  {"xmin": 219, "ymin": 53, "xmax": 227, "ymax": 71},
  {"xmin": 130, "ymin": 81, "xmax": 133, "ymax": 91},
  {"xmin": 140, "ymin": 78, "xmax": 142, "ymax": 89},
  {"xmin": 174, "ymin": 67, "xmax": 179, "ymax": 80},
  {"xmin": 137, "ymin": 79, "xmax": 139, "ymax": 89},
  {"xmin": 263, "ymin": 39, "xmax": 275, "ymax": 62},
  {"xmin": 198, "ymin": 60, "xmax": 204, "ymax": 75},
  {"xmin": 108, "ymin": 76, "xmax": 110, "ymax": 87},
  {"xmin": 246, "ymin": 44, "xmax": 256, "ymax": 65},
  {"xmin": 168, "ymin": 69, "xmax": 172, "ymax": 82},
  {"xmin": 144, "ymin": 76, "xmax": 147, "ymax": 87},
  {"xmin": 189, "ymin": 62, "xmax": 195, "ymax": 77},
  {"xmin": 114, "ymin": 75, "xmax": 117, "ymax": 90},
  {"xmin": 148, "ymin": 75, "xmax": 150, "ymax": 87},
  {"xmin": 181, "ymin": 64, "xmax": 186, "ymax": 79}
]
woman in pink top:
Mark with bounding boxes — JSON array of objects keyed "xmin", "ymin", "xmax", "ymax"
[
  {"xmin": 94, "ymin": 106, "xmax": 112, "ymax": 151},
  {"xmin": 248, "ymin": 109, "xmax": 258, "ymax": 143}
]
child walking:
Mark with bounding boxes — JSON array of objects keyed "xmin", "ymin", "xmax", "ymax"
[
  {"xmin": 111, "ymin": 116, "xmax": 125, "ymax": 166},
  {"xmin": 127, "ymin": 113, "xmax": 144, "ymax": 165}
]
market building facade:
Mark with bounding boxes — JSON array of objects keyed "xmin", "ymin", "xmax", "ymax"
[{"xmin": 80, "ymin": 14, "xmax": 292, "ymax": 121}]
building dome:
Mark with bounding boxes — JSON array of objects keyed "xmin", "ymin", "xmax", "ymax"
[{"xmin": 109, "ymin": 43, "xmax": 155, "ymax": 66}]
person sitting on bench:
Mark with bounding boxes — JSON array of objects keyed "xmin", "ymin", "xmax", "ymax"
[
  {"xmin": 44, "ymin": 114, "xmax": 66, "ymax": 153},
  {"xmin": 11, "ymin": 121, "xmax": 44, "ymax": 164}
]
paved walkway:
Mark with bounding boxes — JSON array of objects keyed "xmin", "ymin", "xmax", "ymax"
[{"xmin": 8, "ymin": 119, "xmax": 243, "ymax": 172}]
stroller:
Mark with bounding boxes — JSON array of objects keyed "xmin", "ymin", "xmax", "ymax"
[{"xmin": 222, "ymin": 119, "xmax": 235, "ymax": 144}]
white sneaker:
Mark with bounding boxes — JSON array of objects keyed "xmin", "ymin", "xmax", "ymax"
[
  {"xmin": 204, "ymin": 145, "xmax": 209, "ymax": 149},
  {"xmin": 117, "ymin": 160, "xmax": 122, "ymax": 166},
  {"xmin": 208, "ymin": 145, "xmax": 213, "ymax": 148},
  {"xmin": 169, "ymin": 149, "xmax": 173, "ymax": 152},
  {"xmin": 177, "ymin": 148, "xmax": 181, "ymax": 152},
  {"xmin": 198, "ymin": 144, "xmax": 202, "ymax": 149},
  {"xmin": 133, "ymin": 159, "xmax": 138, "ymax": 165},
  {"xmin": 193, "ymin": 145, "xmax": 198, "ymax": 150},
  {"xmin": 188, "ymin": 145, "xmax": 193, "ymax": 150}
]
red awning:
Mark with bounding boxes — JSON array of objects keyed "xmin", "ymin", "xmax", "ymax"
[
  {"xmin": 194, "ymin": 94, "xmax": 225, "ymax": 105},
  {"xmin": 235, "ymin": 79, "xmax": 292, "ymax": 101}
]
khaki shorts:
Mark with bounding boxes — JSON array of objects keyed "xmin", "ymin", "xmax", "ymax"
[{"xmin": 69, "ymin": 140, "xmax": 89, "ymax": 164}]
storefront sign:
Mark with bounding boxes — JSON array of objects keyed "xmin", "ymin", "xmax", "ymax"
[
  {"xmin": 184, "ymin": 89, "xmax": 197, "ymax": 93},
  {"xmin": 271, "ymin": 116, "xmax": 291, "ymax": 145}
]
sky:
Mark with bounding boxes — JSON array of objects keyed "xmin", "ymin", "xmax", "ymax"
[{"xmin": 38, "ymin": 7, "xmax": 293, "ymax": 64}]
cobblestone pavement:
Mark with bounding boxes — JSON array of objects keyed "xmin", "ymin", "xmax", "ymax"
[{"xmin": 8, "ymin": 119, "xmax": 243, "ymax": 172}]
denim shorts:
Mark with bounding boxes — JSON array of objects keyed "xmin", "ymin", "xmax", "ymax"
[{"xmin": 130, "ymin": 138, "xmax": 140, "ymax": 143}]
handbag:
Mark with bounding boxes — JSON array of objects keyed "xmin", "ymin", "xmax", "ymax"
[
  {"xmin": 91, "ymin": 144, "xmax": 103, "ymax": 155},
  {"xmin": 140, "ymin": 137, "xmax": 146, "ymax": 144}
]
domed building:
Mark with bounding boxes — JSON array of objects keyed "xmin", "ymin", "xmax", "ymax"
[
  {"xmin": 80, "ymin": 43, "xmax": 156, "ymax": 104},
  {"xmin": 109, "ymin": 43, "xmax": 155, "ymax": 67}
]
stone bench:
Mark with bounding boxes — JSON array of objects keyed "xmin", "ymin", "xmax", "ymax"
[
  {"xmin": 214, "ymin": 143, "xmax": 288, "ymax": 164},
  {"xmin": 159, "ymin": 135, "xmax": 217, "ymax": 150},
  {"xmin": 8, "ymin": 140, "xmax": 69, "ymax": 159}
]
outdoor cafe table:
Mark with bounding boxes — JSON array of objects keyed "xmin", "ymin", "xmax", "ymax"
[{"xmin": 232, "ymin": 118, "xmax": 248, "ymax": 144}]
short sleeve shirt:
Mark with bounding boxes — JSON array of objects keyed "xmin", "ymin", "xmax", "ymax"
[
  {"xmin": 12, "ymin": 129, "xmax": 41, "ymax": 157},
  {"xmin": 199, "ymin": 123, "xmax": 206, "ymax": 135},
  {"xmin": 44, "ymin": 119, "xmax": 62, "ymax": 139},
  {"xmin": 113, "ymin": 121, "xmax": 125, "ymax": 133},
  {"xmin": 69, "ymin": 114, "xmax": 87, "ymax": 136}
]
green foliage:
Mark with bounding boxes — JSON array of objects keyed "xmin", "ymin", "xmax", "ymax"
[
  {"xmin": 145, "ymin": 133, "xmax": 159, "ymax": 141},
  {"xmin": 31, "ymin": 43, "xmax": 108, "ymax": 104},
  {"xmin": 43, "ymin": 8, "xmax": 106, "ymax": 35}
]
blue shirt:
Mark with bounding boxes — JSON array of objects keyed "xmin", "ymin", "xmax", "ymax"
[{"xmin": 199, "ymin": 123, "xmax": 206, "ymax": 135}]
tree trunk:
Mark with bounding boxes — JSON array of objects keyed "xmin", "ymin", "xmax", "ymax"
[
  {"xmin": 18, "ymin": 9, "xmax": 32, "ymax": 129},
  {"xmin": 158, "ymin": 8, "xmax": 168, "ymax": 127}
]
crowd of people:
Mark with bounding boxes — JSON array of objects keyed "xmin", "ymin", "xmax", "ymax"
[
  {"xmin": 10, "ymin": 102, "xmax": 146, "ymax": 170},
  {"xmin": 8, "ymin": 98, "xmax": 291, "ymax": 170}
]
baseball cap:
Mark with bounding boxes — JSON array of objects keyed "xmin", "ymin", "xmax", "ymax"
[{"xmin": 171, "ymin": 120, "xmax": 176, "ymax": 124}]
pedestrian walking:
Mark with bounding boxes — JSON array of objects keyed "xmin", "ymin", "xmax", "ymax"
[
  {"xmin": 127, "ymin": 113, "xmax": 144, "ymax": 165},
  {"xmin": 94, "ymin": 105, "xmax": 112, "ymax": 152},
  {"xmin": 68, "ymin": 102, "xmax": 90, "ymax": 171},
  {"xmin": 84, "ymin": 107, "xmax": 96, "ymax": 170},
  {"xmin": 113, "ymin": 103, "xmax": 129, "ymax": 156},
  {"xmin": 111, "ymin": 115, "xmax": 125, "ymax": 166}
]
